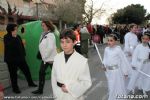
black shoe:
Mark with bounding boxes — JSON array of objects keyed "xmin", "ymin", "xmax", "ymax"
[
  {"xmin": 13, "ymin": 89, "xmax": 21, "ymax": 94},
  {"xmin": 32, "ymin": 90, "xmax": 43, "ymax": 94},
  {"xmin": 29, "ymin": 83, "xmax": 37, "ymax": 87}
]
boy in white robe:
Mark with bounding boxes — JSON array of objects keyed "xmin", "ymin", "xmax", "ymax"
[
  {"xmin": 124, "ymin": 23, "xmax": 138, "ymax": 63},
  {"xmin": 127, "ymin": 33, "xmax": 150, "ymax": 95},
  {"xmin": 103, "ymin": 34, "xmax": 131, "ymax": 100},
  {"xmin": 51, "ymin": 29, "xmax": 92, "ymax": 100},
  {"xmin": 124, "ymin": 24, "xmax": 138, "ymax": 93}
]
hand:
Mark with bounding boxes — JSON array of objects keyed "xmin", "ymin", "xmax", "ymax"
[{"xmin": 61, "ymin": 85, "xmax": 68, "ymax": 93}]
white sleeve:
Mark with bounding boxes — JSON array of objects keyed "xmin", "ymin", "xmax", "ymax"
[
  {"xmin": 51, "ymin": 59, "xmax": 58, "ymax": 97},
  {"xmin": 124, "ymin": 34, "xmax": 130, "ymax": 53},
  {"xmin": 131, "ymin": 46, "xmax": 140, "ymax": 69},
  {"xmin": 39, "ymin": 33, "xmax": 56, "ymax": 61},
  {"xmin": 65, "ymin": 61, "xmax": 92, "ymax": 98}
]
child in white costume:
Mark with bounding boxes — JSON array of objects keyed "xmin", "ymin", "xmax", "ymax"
[
  {"xmin": 51, "ymin": 29, "xmax": 92, "ymax": 100},
  {"xmin": 127, "ymin": 33, "xmax": 150, "ymax": 95},
  {"xmin": 124, "ymin": 24, "xmax": 138, "ymax": 93},
  {"xmin": 124, "ymin": 24, "xmax": 138, "ymax": 63},
  {"xmin": 103, "ymin": 34, "xmax": 131, "ymax": 100}
]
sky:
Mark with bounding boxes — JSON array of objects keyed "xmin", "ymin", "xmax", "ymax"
[{"xmin": 86, "ymin": 0, "xmax": 150, "ymax": 24}]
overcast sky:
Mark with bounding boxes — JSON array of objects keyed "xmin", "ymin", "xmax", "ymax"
[{"xmin": 86, "ymin": 0, "xmax": 150, "ymax": 24}]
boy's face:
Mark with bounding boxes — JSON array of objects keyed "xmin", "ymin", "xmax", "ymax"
[
  {"xmin": 142, "ymin": 35, "xmax": 150, "ymax": 43},
  {"xmin": 12, "ymin": 27, "xmax": 17, "ymax": 37},
  {"xmin": 60, "ymin": 38, "xmax": 76, "ymax": 54},
  {"xmin": 131, "ymin": 25, "xmax": 137, "ymax": 33}
]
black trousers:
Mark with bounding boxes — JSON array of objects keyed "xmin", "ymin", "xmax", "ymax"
[
  {"xmin": 38, "ymin": 61, "xmax": 52, "ymax": 91},
  {"xmin": 7, "ymin": 60, "xmax": 34, "ymax": 90}
]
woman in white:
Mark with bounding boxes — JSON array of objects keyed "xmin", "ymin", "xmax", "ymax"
[
  {"xmin": 103, "ymin": 34, "xmax": 131, "ymax": 100},
  {"xmin": 32, "ymin": 20, "xmax": 57, "ymax": 94},
  {"xmin": 127, "ymin": 33, "xmax": 150, "ymax": 95},
  {"xmin": 52, "ymin": 29, "xmax": 92, "ymax": 100}
]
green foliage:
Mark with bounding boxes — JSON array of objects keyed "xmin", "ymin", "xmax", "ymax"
[{"xmin": 112, "ymin": 4, "xmax": 147, "ymax": 24}]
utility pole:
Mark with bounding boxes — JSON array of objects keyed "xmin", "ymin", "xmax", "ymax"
[
  {"xmin": 32, "ymin": 0, "xmax": 41, "ymax": 18},
  {"xmin": 36, "ymin": 3, "xmax": 39, "ymax": 18}
]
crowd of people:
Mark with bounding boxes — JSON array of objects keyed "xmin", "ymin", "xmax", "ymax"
[
  {"xmin": 86, "ymin": 23, "xmax": 150, "ymax": 45},
  {"xmin": 1, "ymin": 20, "xmax": 150, "ymax": 100}
]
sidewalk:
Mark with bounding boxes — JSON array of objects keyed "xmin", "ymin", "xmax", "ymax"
[{"xmin": 4, "ymin": 79, "xmax": 53, "ymax": 100}]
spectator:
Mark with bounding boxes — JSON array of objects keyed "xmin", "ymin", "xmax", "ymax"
[
  {"xmin": 4, "ymin": 23, "xmax": 37, "ymax": 94},
  {"xmin": 32, "ymin": 20, "xmax": 57, "ymax": 94}
]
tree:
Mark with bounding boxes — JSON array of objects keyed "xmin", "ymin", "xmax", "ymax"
[
  {"xmin": 111, "ymin": 4, "xmax": 147, "ymax": 24},
  {"xmin": 83, "ymin": 0, "xmax": 107, "ymax": 24},
  {"xmin": 53, "ymin": 0, "xmax": 85, "ymax": 30},
  {"xmin": 32, "ymin": 3, "xmax": 56, "ymax": 20},
  {"xmin": 0, "ymin": 1, "xmax": 23, "ymax": 24},
  {"xmin": 31, "ymin": 0, "xmax": 85, "ymax": 30},
  {"xmin": 145, "ymin": 13, "xmax": 150, "ymax": 20},
  {"xmin": 54, "ymin": 0, "xmax": 85, "ymax": 23}
]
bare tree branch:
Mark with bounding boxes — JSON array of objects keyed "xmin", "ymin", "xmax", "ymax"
[{"xmin": 84, "ymin": 0, "xmax": 108, "ymax": 23}]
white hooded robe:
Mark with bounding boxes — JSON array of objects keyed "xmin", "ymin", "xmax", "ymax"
[{"xmin": 51, "ymin": 51, "xmax": 92, "ymax": 100}]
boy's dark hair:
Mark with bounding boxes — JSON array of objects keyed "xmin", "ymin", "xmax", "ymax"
[
  {"xmin": 6, "ymin": 23, "xmax": 17, "ymax": 34},
  {"xmin": 129, "ymin": 23, "xmax": 137, "ymax": 30},
  {"xmin": 73, "ymin": 24, "xmax": 80, "ymax": 30},
  {"xmin": 109, "ymin": 34, "xmax": 118, "ymax": 41},
  {"xmin": 60, "ymin": 29, "xmax": 76, "ymax": 42},
  {"xmin": 143, "ymin": 32, "xmax": 150, "ymax": 38}
]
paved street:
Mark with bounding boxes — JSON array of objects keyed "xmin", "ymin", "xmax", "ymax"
[
  {"xmin": 3, "ymin": 43, "xmax": 108, "ymax": 100},
  {"xmin": 3, "ymin": 43, "xmax": 150, "ymax": 100},
  {"xmin": 85, "ymin": 44, "xmax": 108, "ymax": 100}
]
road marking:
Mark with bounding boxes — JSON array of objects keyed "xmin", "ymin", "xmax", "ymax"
[
  {"xmin": 85, "ymin": 81, "xmax": 103, "ymax": 98},
  {"xmin": 91, "ymin": 77, "xmax": 97, "ymax": 82}
]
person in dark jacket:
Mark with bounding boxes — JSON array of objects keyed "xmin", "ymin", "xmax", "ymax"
[{"xmin": 4, "ymin": 23, "xmax": 37, "ymax": 94}]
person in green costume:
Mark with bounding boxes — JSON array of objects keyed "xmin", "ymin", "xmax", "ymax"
[
  {"xmin": 17, "ymin": 21, "xmax": 44, "ymax": 80},
  {"xmin": 32, "ymin": 20, "xmax": 58, "ymax": 94},
  {"xmin": 18, "ymin": 21, "xmax": 61, "ymax": 81}
]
